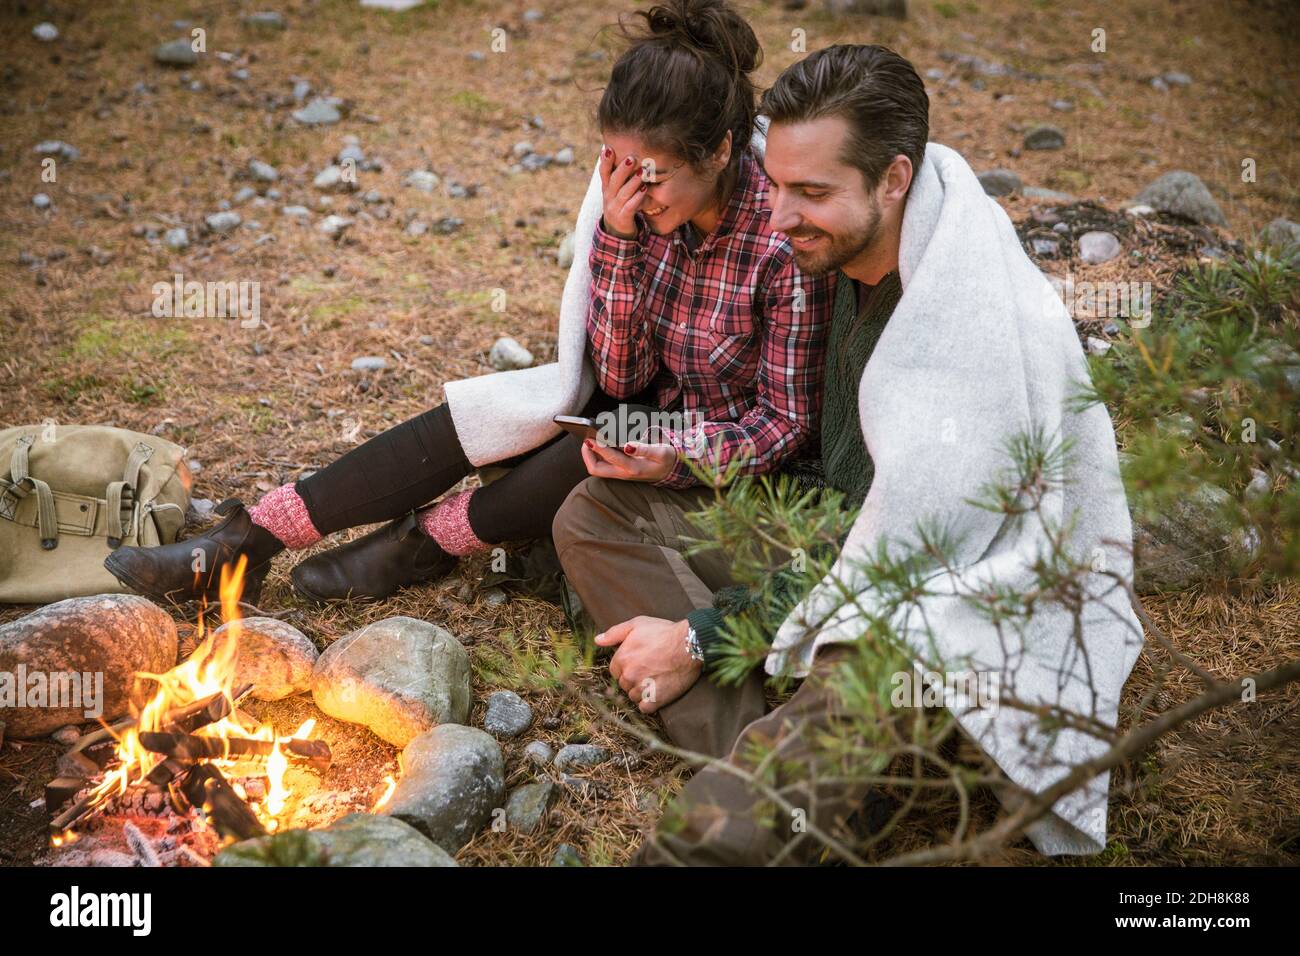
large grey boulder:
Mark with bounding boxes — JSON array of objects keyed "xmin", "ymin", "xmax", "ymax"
[
  {"xmin": 210, "ymin": 617, "xmax": 317, "ymax": 700},
  {"xmin": 214, "ymin": 813, "xmax": 456, "ymax": 866},
  {"xmin": 383, "ymin": 724, "xmax": 505, "ymax": 853},
  {"xmin": 1133, "ymin": 171, "xmax": 1227, "ymax": 227},
  {"xmin": 505, "ymin": 781, "xmax": 555, "ymax": 834},
  {"xmin": 0, "ymin": 595, "xmax": 177, "ymax": 737},
  {"xmin": 311, "ymin": 616, "xmax": 470, "ymax": 747}
]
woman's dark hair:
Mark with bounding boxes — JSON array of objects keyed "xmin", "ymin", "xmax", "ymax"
[
  {"xmin": 597, "ymin": 0, "xmax": 762, "ymax": 205},
  {"xmin": 759, "ymin": 44, "xmax": 929, "ymax": 192}
]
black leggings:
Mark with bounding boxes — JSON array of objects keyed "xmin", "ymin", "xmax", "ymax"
[{"xmin": 295, "ymin": 386, "xmax": 660, "ymax": 545}]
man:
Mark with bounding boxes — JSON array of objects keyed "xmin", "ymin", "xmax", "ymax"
[{"xmin": 553, "ymin": 43, "xmax": 1140, "ymax": 865}]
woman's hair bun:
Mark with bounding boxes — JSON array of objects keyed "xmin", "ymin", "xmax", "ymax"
[{"xmin": 641, "ymin": 0, "xmax": 761, "ymax": 75}]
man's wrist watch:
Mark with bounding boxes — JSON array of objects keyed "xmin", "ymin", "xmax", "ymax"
[{"xmin": 684, "ymin": 622, "xmax": 705, "ymax": 663}]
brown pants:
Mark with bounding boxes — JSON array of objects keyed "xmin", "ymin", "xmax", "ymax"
[{"xmin": 552, "ymin": 476, "xmax": 886, "ymax": 866}]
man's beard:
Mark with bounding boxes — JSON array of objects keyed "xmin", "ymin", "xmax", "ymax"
[{"xmin": 788, "ymin": 196, "xmax": 883, "ymax": 276}]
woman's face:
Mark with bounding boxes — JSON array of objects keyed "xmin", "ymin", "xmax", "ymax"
[{"xmin": 601, "ymin": 131, "xmax": 728, "ymax": 235}]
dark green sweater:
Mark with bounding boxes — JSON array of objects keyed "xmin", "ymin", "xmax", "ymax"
[{"xmin": 687, "ymin": 268, "xmax": 902, "ymax": 668}]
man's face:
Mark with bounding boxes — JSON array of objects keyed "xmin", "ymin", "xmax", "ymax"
[{"xmin": 763, "ymin": 116, "xmax": 883, "ymax": 276}]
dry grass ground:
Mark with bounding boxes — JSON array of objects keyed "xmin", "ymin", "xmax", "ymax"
[{"xmin": 0, "ymin": 0, "xmax": 1296, "ymax": 866}]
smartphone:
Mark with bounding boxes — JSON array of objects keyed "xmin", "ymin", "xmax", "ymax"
[{"xmin": 554, "ymin": 415, "xmax": 602, "ymax": 443}]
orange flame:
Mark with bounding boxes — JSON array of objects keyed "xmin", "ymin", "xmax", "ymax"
[{"xmin": 59, "ymin": 555, "xmax": 315, "ymax": 841}]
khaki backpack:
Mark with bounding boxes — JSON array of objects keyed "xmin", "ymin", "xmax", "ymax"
[{"xmin": 0, "ymin": 425, "xmax": 191, "ymax": 603}]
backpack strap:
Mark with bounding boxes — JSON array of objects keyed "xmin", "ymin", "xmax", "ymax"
[
  {"xmin": 105, "ymin": 442, "xmax": 155, "ymax": 548},
  {"xmin": 2, "ymin": 435, "xmax": 59, "ymax": 549}
]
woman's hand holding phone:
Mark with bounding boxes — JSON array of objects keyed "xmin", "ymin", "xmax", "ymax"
[
  {"xmin": 599, "ymin": 145, "xmax": 648, "ymax": 240},
  {"xmin": 580, "ymin": 438, "xmax": 677, "ymax": 483}
]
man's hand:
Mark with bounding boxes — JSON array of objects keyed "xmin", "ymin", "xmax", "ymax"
[
  {"xmin": 596, "ymin": 616, "xmax": 701, "ymax": 713},
  {"xmin": 581, "ymin": 438, "xmax": 677, "ymax": 483}
]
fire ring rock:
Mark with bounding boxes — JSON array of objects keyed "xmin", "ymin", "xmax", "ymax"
[
  {"xmin": 214, "ymin": 813, "xmax": 457, "ymax": 867},
  {"xmin": 383, "ymin": 724, "xmax": 505, "ymax": 853},
  {"xmin": 310, "ymin": 616, "xmax": 470, "ymax": 747},
  {"xmin": 0, "ymin": 594, "xmax": 178, "ymax": 738},
  {"xmin": 211, "ymin": 617, "xmax": 318, "ymax": 701}
]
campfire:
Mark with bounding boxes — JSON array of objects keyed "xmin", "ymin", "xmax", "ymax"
[{"xmin": 45, "ymin": 557, "xmax": 336, "ymax": 862}]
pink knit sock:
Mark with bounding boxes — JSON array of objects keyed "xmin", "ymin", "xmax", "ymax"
[
  {"xmin": 418, "ymin": 489, "xmax": 489, "ymax": 556},
  {"xmin": 247, "ymin": 484, "xmax": 322, "ymax": 550}
]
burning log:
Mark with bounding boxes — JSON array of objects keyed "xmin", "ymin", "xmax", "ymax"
[
  {"xmin": 182, "ymin": 764, "xmax": 268, "ymax": 841},
  {"xmin": 68, "ymin": 683, "xmax": 254, "ymax": 756},
  {"xmin": 137, "ymin": 731, "xmax": 332, "ymax": 773}
]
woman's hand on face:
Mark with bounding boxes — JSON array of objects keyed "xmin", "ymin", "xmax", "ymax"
[
  {"xmin": 580, "ymin": 438, "xmax": 677, "ymax": 482},
  {"xmin": 599, "ymin": 145, "xmax": 648, "ymax": 240}
]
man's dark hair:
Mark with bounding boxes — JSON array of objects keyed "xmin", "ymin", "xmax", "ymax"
[{"xmin": 759, "ymin": 44, "xmax": 930, "ymax": 191}]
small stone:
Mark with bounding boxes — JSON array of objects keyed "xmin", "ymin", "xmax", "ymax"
[
  {"xmin": 482, "ymin": 690, "xmax": 533, "ymax": 739},
  {"xmin": 432, "ymin": 216, "xmax": 464, "ymax": 234},
  {"xmin": 523, "ymin": 740, "xmax": 554, "ymax": 765},
  {"xmin": 233, "ymin": 186, "xmax": 257, "ymax": 204},
  {"xmin": 33, "ymin": 22, "xmax": 59, "ymax": 42},
  {"xmin": 248, "ymin": 159, "xmax": 278, "ymax": 182},
  {"xmin": 1085, "ymin": 336, "xmax": 1111, "ymax": 356},
  {"xmin": 242, "ymin": 11, "xmax": 286, "ymax": 31},
  {"xmin": 1078, "ymin": 230, "xmax": 1121, "ymax": 265},
  {"xmin": 402, "ymin": 169, "xmax": 439, "ymax": 192},
  {"xmin": 554, "ymin": 146, "xmax": 574, "ymax": 166},
  {"xmin": 32, "ymin": 193, "xmax": 51, "ymax": 209},
  {"xmin": 1261, "ymin": 218, "xmax": 1300, "ymax": 249},
  {"xmin": 1125, "ymin": 204, "xmax": 1156, "ymax": 218},
  {"xmin": 1133, "ymin": 171, "xmax": 1227, "ymax": 227},
  {"xmin": 187, "ymin": 498, "xmax": 215, "ymax": 520},
  {"xmin": 1245, "ymin": 469, "xmax": 1271, "ymax": 502},
  {"xmin": 292, "ymin": 98, "xmax": 342, "ymax": 125},
  {"xmin": 1031, "ymin": 238, "xmax": 1059, "ymax": 257},
  {"xmin": 1023, "ymin": 186, "xmax": 1075, "ymax": 202},
  {"xmin": 551, "ymin": 843, "xmax": 584, "ymax": 867},
  {"xmin": 489, "ymin": 336, "xmax": 533, "ymax": 371},
  {"xmin": 1024, "ymin": 125, "xmax": 1066, "ymax": 150},
  {"xmin": 57, "ymin": 750, "xmax": 98, "ymax": 779},
  {"xmin": 292, "ymin": 79, "xmax": 312, "ymax": 102},
  {"xmin": 505, "ymin": 781, "xmax": 555, "ymax": 833},
  {"xmin": 205, "ymin": 211, "xmax": 242, "ymax": 233},
  {"xmin": 34, "ymin": 140, "xmax": 80, "ymax": 162},
  {"xmin": 1052, "ymin": 222, "xmax": 1070, "ymax": 234},
  {"xmin": 512, "ymin": 140, "xmax": 534, "ymax": 159},
  {"xmin": 314, "ymin": 165, "xmax": 346, "ymax": 190},
  {"xmin": 1103, "ymin": 320, "xmax": 1120, "ymax": 335},
  {"xmin": 163, "ymin": 227, "xmax": 189, "ymax": 250},
  {"xmin": 351, "ymin": 355, "xmax": 387, "ymax": 371},
  {"xmin": 418, "ymin": 334, "xmax": 435, "ymax": 346},
  {"xmin": 1161, "ymin": 71, "xmax": 1191, "ymax": 87},
  {"xmin": 1049, "ymin": 99, "xmax": 1074, "ymax": 112},
  {"xmin": 317, "ymin": 214, "xmax": 353, "ymax": 237},
  {"xmin": 977, "ymin": 168, "xmax": 1022, "ymax": 197},
  {"xmin": 281, "ymin": 205, "xmax": 311, "ymax": 218},
  {"xmin": 51, "ymin": 726, "xmax": 81, "ymax": 746},
  {"xmin": 230, "ymin": 68, "xmax": 250, "ymax": 82},
  {"xmin": 155, "ymin": 39, "xmax": 198, "ymax": 66},
  {"xmin": 554, "ymin": 743, "xmax": 611, "ymax": 772},
  {"xmin": 406, "ymin": 220, "xmax": 428, "ymax": 236}
]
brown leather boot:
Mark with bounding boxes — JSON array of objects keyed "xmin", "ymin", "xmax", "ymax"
[
  {"xmin": 103, "ymin": 498, "xmax": 283, "ymax": 606},
  {"xmin": 290, "ymin": 511, "xmax": 457, "ymax": 603}
]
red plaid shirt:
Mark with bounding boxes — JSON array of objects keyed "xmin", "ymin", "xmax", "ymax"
[{"xmin": 586, "ymin": 148, "xmax": 835, "ymax": 488}]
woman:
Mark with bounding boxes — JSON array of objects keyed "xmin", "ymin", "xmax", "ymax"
[{"xmin": 104, "ymin": 0, "xmax": 835, "ymax": 606}]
